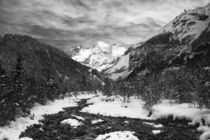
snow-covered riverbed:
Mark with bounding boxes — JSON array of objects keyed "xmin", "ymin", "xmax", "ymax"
[
  {"xmin": 0, "ymin": 93, "xmax": 96, "ymax": 140},
  {"xmin": 1, "ymin": 92, "xmax": 210, "ymax": 140},
  {"xmin": 82, "ymin": 95, "xmax": 210, "ymax": 140}
]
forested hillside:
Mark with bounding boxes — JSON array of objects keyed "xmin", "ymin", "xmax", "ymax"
[
  {"xmin": 116, "ymin": 4, "xmax": 210, "ymax": 110},
  {"xmin": 0, "ymin": 34, "xmax": 111, "ymax": 126}
]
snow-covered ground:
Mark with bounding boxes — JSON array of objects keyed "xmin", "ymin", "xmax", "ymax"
[
  {"xmin": 82, "ymin": 95, "xmax": 149, "ymax": 119},
  {"xmin": 71, "ymin": 114, "xmax": 85, "ymax": 121},
  {"xmin": 82, "ymin": 95, "xmax": 210, "ymax": 140},
  {"xmin": 152, "ymin": 130, "xmax": 162, "ymax": 135},
  {"xmin": 95, "ymin": 131, "xmax": 139, "ymax": 140},
  {"xmin": 91, "ymin": 119, "xmax": 104, "ymax": 124},
  {"xmin": 61, "ymin": 118, "xmax": 83, "ymax": 128},
  {"xmin": 0, "ymin": 92, "xmax": 97, "ymax": 140},
  {"xmin": 143, "ymin": 122, "xmax": 163, "ymax": 128},
  {"xmin": 2, "ymin": 92, "xmax": 210, "ymax": 140},
  {"xmin": 151, "ymin": 100, "xmax": 210, "ymax": 139},
  {"xmin": 19, "ymin": 137, "xmax": 33, "ymax": 140},
  {"xmin": 154, "ymin": 3, "xmax": 210, "ymax": 43},
  {"xmin": 82, "ymin": 95, "xmax": 210, "ymax": 122},
  {"xmin": 151, "ymin": 101, "xmax": 209, "ymax": 120},
  {"xmin": 104, "ymin": 53, "xmax": 131, "ymax": 80}
]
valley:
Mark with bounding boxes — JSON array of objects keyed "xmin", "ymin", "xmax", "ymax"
[
  {"xmin": 0, "ymin": 93, "xmax": 202, "ymax": 140},
  {"xmin": 20, "ymin": 96, "xmax": 200, "ymax": 140},
  {"xmin": 0, "ymin": 1, "xmax": 210, "ymax": 140}
]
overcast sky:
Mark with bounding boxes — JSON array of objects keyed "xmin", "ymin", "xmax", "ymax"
[{"xmin": 0, "ymin": 0, "xmax": 209, "ymax": 50}]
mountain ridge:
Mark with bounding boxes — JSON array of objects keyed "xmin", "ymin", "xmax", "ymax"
[
  {"xmin": 129, "ymin": 3, "xmax": 210, "ymax": 73},
  {"xmin": 71, "ymin": 41, "xmax": 128, "ymax": 76}
]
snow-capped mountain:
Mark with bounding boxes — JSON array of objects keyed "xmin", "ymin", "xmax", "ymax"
[
  {"xmin": 129, "ymin": 3, "xmax": 210, "ymax": 75},
  {"xmin": 71, "ymin": 41, "xmax": 128, "ymax": 78},
  {"xmin": 67, "ymin": 45, "xmax": 83, "ymax": 57},
  {"xmin": 154, "ymin": 4, "xmax": 210, "ymax": 44},
  {"xmin": 101, "ymin": 53, "xmax": 130, "ymax": 80}
]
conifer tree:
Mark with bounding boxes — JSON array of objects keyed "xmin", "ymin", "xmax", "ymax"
[
  {"xmin": 81, "ymin": 75, "xmax": 87, "ymax": 91},
  {"xmin": 13, "ymin": 54, "xmax": 26, "ymax": 105},
  {"xmin": 0, "ymin": 63, "xmax": 5, "ymax": 75}
]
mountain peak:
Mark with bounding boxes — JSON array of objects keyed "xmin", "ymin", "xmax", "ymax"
[
  {"xmin": 72, "ymin": 41, "xmax": 127, "ymax": 74},
  {"xmin": 96, "ymin": 41, "xmax": 109, "ymax": 47},
  {"xmin": 76, "ymin": 45, "xmax": 83, "ymax": 49},
  {"xmin": 95, "ymin": 41, "xmax": 111, "ymax": 53},
  {"xmin": 129, "ymin": 2, "xmax": 210, "ymax": 74},
  {"xmin": 154, "ymin": 3, "xmax": 210, "ymax": 44}
]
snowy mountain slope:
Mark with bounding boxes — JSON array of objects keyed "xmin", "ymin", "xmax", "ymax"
[
  {"xmin": 71, "ymin": 41, "xmax": 128, "ymax": 78},
  {"xmin": 102, "ymin": 53, "xmax": 131, "ymax": 80},
  {"xmin": 155, "ymin": 4, "xmax": 210, "ymax": 44},
  {"xmin": 129, "ymin": 3, "xmax": 210, "ymax": 72},
  {"xmin": 69, "ymin": 17, "xmax": 164, "ymax": 81}
]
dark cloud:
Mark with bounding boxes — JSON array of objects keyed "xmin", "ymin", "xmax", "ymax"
[{"xmin": 0, "ymin": 0, "xmax": 209, "ymax": 50}]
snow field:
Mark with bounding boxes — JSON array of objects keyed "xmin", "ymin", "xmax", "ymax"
[
  {"xmin": 1, "ymin": 92, "xmax": 210, "ymax": 140},
  {"xmin": 151, "ymin": 100, "xmax": 210, "ymax": 139},
  {"xmin": 71, "ymin": 114, "xmax": 85, "ymax": 121},
  {"xmin": 143, "ymin": 122, "xmax": 163, "ymax": 128},
  {"xmin": 91, "ymin": 119, "xmax": 104, "ymax": 124},
  {"xmin": 0, "ymin": 92, "xmax": 97, "ymax": 140},
  {"xmin": 82, "ymin": 95, "xmax": 149, "ymax": 119},
  {"xmin": 152, "ymin": 130, "xmax": 162, "ymax": 135},
  {"xmin": 95, "ymin": 131, "xmax": 139, "ymax": 140},
  {"xmin": 82, "ymin": 95, "xmax": 210, "ymax": 140},
  {"xmin": 61, "ymin": 118, "xmax": 83, "ymax": 128},
  {"xmin": 151, "ymin": 102, "xmax": 208, "ymax": 120},
  {"xmin": 19, "ymin": 137, "xmax": 33, "ymax": 140}
]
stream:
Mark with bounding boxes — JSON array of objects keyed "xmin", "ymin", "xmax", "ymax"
[{"xmin": 20, "ymin": 98, "xmax": 201, "ymax": 140}]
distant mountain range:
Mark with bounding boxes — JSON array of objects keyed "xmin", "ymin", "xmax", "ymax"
[
  {"xmin": 69, "ymin": 41, "xmax": 131, "ymax": 80},
  {"xmin": 67, "ymin": 16, "xmax": 165, "ymax": 81},
  {"xmin": 70, "ymin": 3, "xmax": 210, "ymax": 81}
]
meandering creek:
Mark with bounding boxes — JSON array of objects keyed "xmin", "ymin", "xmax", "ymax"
[{"xmin": 20, "ymin": 99, "xmax": 201, "ymax": 140}]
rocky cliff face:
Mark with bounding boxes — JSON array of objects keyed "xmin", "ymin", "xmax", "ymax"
[{"xmin": 129, "ymin": 3, "xmax": 210, "ymax": 76}]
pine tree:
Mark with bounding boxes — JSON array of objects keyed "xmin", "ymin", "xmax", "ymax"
[
  {"xmin": 0, "ymin": 63, "xmax": 6, "ymax": 101},
  {"xmin": 46, "ymin": 78, "xmax": 58, "ymax": 100},
  {"xmin": 0, "ymin": 63, "xmax": 5, "ymax": 75},
  {"xmin": 81, "ymin": 75, "xmax": 87, "ymax": 91},
  {"xmin": 13, "ymin": 55, "xmax": 26, "ymax": 106}
]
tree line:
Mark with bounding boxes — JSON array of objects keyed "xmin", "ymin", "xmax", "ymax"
[{"xmin": 115, "ymin": 43, "xmax": 210, "ymax": 110}]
